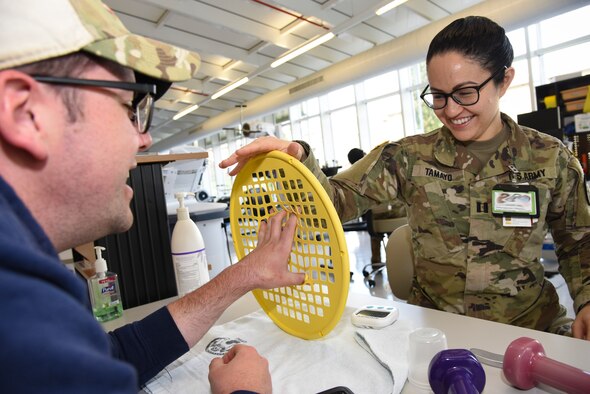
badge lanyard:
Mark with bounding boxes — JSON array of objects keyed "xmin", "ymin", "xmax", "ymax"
[{"xmin": 490, "ymin": 155, "xmax": 540, "ymax": 228}]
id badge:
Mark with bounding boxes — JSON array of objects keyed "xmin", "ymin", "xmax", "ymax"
[{"xmin": 491, "ymin": 183, "xmax": 539, "ymax": 218}]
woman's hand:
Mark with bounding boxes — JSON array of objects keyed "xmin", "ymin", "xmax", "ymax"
[
  {"xmin": 572, "ymin": 303, "xmax": 590, "ymax": 340},
  {"xmin": 219, "ymin": 136, "xmax": 304, "ymax": 176}
]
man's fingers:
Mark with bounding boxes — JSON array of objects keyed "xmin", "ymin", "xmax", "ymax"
[
  {"xmin": 223, "ymin": 345, "xmax": 241, "ymax": 363},
  {"xmin": 258, "ymin": 219, "xmax": 268, "ymax": 243},
  {"xmin": 281, "ymin": 213, "xmax": 298, "ymax": 239},
  {"xmin": 209, "ymin": 357, "xmax": 223, "ymax": 371},
  {"xmin": 268, "ymin": 210, "xmax": 288, "ymax": 239}
]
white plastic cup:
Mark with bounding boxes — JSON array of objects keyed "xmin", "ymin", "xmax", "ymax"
[{"xmin": 407, "ymin": 327, "xmax": 448, "ymax": 390}]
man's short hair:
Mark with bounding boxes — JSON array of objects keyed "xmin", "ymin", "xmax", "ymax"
[
  {"xmin": 348, "ymin": 148, "xmax": 366, "ymax": 165},
  {"xmin": 15, "ymin": 52, "xmax": 128, "ymax": 122}
]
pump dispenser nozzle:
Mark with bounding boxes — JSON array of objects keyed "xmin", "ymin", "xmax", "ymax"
[
  {"xmin": 175, "ymin": 192, "xmax": 195, "ymax": 208},
  {"xmin": 175, "ymin": 192, "xmax": 195, "ymax": 220},
  {"xmin": 94, "ymin": 246, "xmax": 108, "ymax": 276}
]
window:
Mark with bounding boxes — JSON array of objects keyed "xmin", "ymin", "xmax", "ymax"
[
  {"xmin": 330, "ymin": 107, "xmax": 359, "ymax": 167},
  {"xmin": 364, "ymin": 70, "xmax": 399, "ymax": 100},
  {"xmin": 507, "ymin": 28, "xmax": 527, "ymax": 57},
  {"xmin": 525, "ymin": 5, "xmax": 590, "ymax": 84},
  {"xmin": 536, "ymin": 5, "xmax": 590, "ymax": 48},
  {"xmin": 367, "ymin": 95, "xmax": 404, "ymax": 144},
  {"xmin": 541, "ymin": 42, "xmax": 590, "ymax": 81},
  {"xmin": 327, "ymin": 85, "xmax": 355, "ymax": 110},
  {"xmin": 501, "ymin": 59, "xmax": 533, "ymax": 119},
  {"xmin": 300, "ymin": 116, "xmax": 325, "ymax": 165},
  {"xmin": 278, "ymin": 121, "xmax": 292, "ymax": 140},
  {"xmin": 198, "ymin": 4, "xmax": 590, "ymax": 192}
]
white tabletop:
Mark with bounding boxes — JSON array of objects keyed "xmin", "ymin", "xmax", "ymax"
[{"xmin": 103, "ymin": 291, "xmax": 590, "ymax": 393}]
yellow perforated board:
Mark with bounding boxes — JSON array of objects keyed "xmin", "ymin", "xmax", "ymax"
[{"xmin": 230, "ymin": 151, "xmax": 349, "ymax": 339}]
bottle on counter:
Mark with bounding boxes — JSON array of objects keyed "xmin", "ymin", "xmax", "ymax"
[
  {"xmin": 171, "ymin": 192, "xmax": 209, "ymax": 296},
  {"xmin": 88, "ymin": 246, "xmax": 123, "ymax": 322}
]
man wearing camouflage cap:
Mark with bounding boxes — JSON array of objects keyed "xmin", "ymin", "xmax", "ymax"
[{"xmin": 0, "ymin": 1, "xmax": 303, "ymax": 392}]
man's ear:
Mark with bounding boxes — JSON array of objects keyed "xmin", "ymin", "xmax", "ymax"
[{"xmin": 0, "ymin": 71, "xmax": 49, "ymax": 161}]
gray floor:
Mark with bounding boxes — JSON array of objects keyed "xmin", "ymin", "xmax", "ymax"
[{"xmin": 345, "ymin": 230, "xmax": 393, "ymax": 300}]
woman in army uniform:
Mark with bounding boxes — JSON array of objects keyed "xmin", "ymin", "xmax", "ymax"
[{"xmin": 220, "ymin": 16, "xmax": 590, "ymax": 340}]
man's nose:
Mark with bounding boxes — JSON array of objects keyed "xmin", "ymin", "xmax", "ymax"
[{"xmin": 138, "ymin": 131, "xmax": 153, "ymax": 152}]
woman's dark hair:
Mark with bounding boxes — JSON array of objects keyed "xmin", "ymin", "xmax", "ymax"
[{"xmin": 426, "ymin": 16, "xmax": 513, "ymax": 84}]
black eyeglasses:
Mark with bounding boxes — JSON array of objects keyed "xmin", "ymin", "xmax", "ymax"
[
  {"xmin": 31, "ymin": 75, "xmax": 157, "ymax": 134},
  {"xmin": 420, "ymin": 66, "xmax": 507, "ymax": 110}
]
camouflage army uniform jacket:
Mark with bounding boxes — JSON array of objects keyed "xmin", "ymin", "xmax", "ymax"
[{"xmin": 300, "ymin": 113, "xmax": 590, "ymax": 331}]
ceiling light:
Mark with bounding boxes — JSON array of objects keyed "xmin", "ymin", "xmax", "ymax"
[
  {"xmin": 172, "ymin": 104, "xmax": 199, "ymax": 121},
  {"xmin": 271, "ymin": 32, "xmax": 335, "ymax": 68},
  {"xmin": 211, "ymin": 77, "xmax": 250, "ymax": 100},
  {"xmin": 375, "ymin": 0, "xmax": 409, "ymax": 16}
]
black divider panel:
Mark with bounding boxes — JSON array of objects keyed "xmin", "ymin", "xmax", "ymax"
[{"xmin": 96, "ymin": 163, "xmax": 177, "ymax": 309}]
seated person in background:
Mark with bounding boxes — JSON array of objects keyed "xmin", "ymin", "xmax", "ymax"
[
  {"xmin": 221, "ymin": 16, "xmax": 590, "ymax": 340},
  {"xmin": 348, "ymin": 148, "xmax": 406, "ymax": 265},
  {"xmin": 0, "ymin": 1, "xmax": 303, "ymax": 393}
]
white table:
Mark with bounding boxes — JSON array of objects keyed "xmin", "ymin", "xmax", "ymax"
[{"xmin": 103, "ymin": 291, "xmax": 590, "ymax": 393}]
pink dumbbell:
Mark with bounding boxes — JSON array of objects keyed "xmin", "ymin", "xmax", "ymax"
[{"xmin": 503, "ymin": 337, "xmax": 590, "ymax": 394}]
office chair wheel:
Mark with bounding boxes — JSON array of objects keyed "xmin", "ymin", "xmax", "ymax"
[
  {"xmin": 362, "ymin": 262, "xmax": 384, "ymax": 277},
  {"xmin": 230, "ymin": 151, "xmax": 350, "ymax": 340},
  {"xmin": 362, "ymin": 264, "xmax": 370, "ymax": 277},
  {"xmin": 364, "ymin": 265, "xmax": 386, "ymax": 289}
]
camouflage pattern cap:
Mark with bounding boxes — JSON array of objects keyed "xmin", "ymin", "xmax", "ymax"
[{"xmin": 0, "ymin": 0, "xmax": 200, "ymax": 83}]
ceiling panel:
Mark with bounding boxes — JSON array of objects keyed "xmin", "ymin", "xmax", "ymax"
[{"xmin": 102, "ymin": 0, "xmax": 486, "ymax": 148}]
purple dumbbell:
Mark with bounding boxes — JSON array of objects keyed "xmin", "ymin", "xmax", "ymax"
[
  {"xmin": 428, "ymin": 349, "xmax": 486, "ymax": 394},
  {"xmin": 503, "ymin": 337, "xmax": 590, "ymax": 394}
]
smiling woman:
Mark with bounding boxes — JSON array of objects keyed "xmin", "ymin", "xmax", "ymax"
[
  {"xmin": 220, "ymin": 15, "xmax": 590, "ymax": 341},
  {"xmin": 423, "ymin": 15, "xmax": 514, "ymax": 143}
]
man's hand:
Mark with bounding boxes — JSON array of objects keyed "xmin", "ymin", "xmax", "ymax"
[
  {"xmin": 209, "ymin": 344, "xmax": 272, "ymax": 394},
  {"xmin": 572, "ymin": 303, "xmax": 590, "ymax": 340},
  {"xmin": 167, "ymin": 208, "xmax": 303, "ymax": 348},
  {"xmin": 219, "ymin": 136, "xmax": 304, "ymax": 176},
  {"xmin": 238, "ymin": 209, "xmax": 305, "ymax": 289}
]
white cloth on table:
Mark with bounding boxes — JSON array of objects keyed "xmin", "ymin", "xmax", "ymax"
[
  {"xmin": 145, "ymin": 306, "xmax": 412, "ymax": 394},
  {"xmin": 354, "ymin": 319, "xmax": 415, "ymax": 394}
]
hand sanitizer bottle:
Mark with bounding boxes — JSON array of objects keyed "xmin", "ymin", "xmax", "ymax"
[
  {"xmin": 88, "ymin": 246, "xmax": 123, "ymax": 322},
  {"xmin": 171, "ymin": 192, "xmax": 209, "ymax": 296}
]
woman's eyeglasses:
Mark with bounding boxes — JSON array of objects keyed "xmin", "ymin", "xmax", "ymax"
[{"xmin": 420, "ymin": 66, "xmax": 507, "ymax": 110}]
